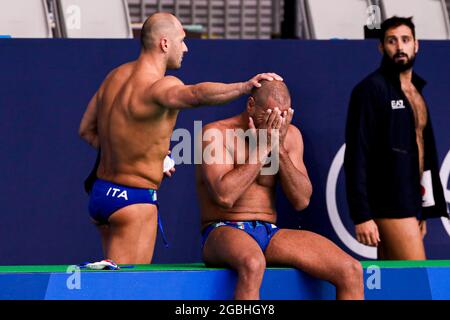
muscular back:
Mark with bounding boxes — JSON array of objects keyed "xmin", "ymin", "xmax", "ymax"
[{"xmin": 96, "ymin": 62, "xmax": 179, "ymax": 189}]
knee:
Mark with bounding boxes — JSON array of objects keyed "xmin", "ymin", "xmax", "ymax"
[
  {"xmin": 340, "ymin": 258, "xmax": 363, "ymax": 286},
  {"xmin": 238, "ymin": 255, "xmax": 266, "ymax": 277}
]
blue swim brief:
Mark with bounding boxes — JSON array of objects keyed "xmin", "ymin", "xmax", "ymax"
[
  {"xmin": 201, "ymin": 220, "xmax": 280, "ymax": 252},
  {"xmin": 88, "ymin": 178, "xmax": 168, "ymax": 246}
]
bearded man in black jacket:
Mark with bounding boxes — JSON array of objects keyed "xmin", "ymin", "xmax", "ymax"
[{"xmin": 344, "ymin": 16, "xmax": 448, "ymax": 260}]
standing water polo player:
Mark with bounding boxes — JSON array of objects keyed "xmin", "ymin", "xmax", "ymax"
[
  {"xmin": 78, "ymin": 12, "xmax": 283, "ymax": 264},
  {"xmin": 344, "ymin": 17, "xmax": 448, "ymax": 259}
]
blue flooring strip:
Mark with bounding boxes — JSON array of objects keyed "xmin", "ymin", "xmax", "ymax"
[{"xmin": 0, "ymin": 266, "xmax": 448, "ymax": 300}]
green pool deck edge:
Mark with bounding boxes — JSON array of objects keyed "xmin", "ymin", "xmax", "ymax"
[{"xmin": 0, "ymin": 260, "xmax": 449, "ymax": 273}]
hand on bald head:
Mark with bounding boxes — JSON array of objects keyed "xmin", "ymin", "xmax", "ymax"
[
  {"xmin": 247, "ymin": 79, "xmax": 292, "ymax": 129},
  {"xmin": 250, "ymin": 79, "xmax": 291, "ymax": 111}
]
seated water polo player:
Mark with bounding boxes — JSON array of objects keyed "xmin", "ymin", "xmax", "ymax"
[
  {"xmin": 78, "ymin": 12, "xmax": 283, "ymax": 264},
  {"xmin": 196, "ymin": 80, "xmax": 364, "ymax": 300}
]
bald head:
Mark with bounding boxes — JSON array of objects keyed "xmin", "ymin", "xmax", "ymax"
[
  {"xmin": 251, "ymin": 80, "xmax": 291, "ymax": 108},
  {"xmin": 140, "ymin": 13, "xmax": 182, "ymax": 50}
]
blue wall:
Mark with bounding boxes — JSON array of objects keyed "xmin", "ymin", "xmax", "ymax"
[
  {"xmin": 3, "ymin": 266, "xmax": 450, "ymax": 300},
  {"xmin": 0, "ymin": 39, "xmax": 449, "ymax": 265}
]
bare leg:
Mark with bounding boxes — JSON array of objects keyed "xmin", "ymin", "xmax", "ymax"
[
  {"xmin": 375, "ymin": 217, "xmax": 426, "ymax": 260},
  {"xmin": 264, "ymin": 229, "xmax": 364, "ymax": 300},
  {"xmin": 96, "ymin": 203, "xmax": 158, "ymax": 264},
  {"xmin": 95, "ymin": 222, "xmax": 111, "ymax": 259},
  {"xmin": 202, "ymin": 226, "xmax": 266, "ymax": 300}
]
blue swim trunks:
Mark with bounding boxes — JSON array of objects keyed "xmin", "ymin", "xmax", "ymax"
[
  {"xmin": 88, "ymin": 179, "xmax": 168, "ymax": 246},
  {"xmin": 89, "ymin": 178, "xmax": 158, "ymax": 223},
  {"xmin": 201, "ymin": 220, "xmax": 280, "ymax": 252}
]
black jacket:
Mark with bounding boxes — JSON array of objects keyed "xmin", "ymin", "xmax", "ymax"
[{"xmin": 344, "ymin": 59, "xmax": 448, "ymax": 224}]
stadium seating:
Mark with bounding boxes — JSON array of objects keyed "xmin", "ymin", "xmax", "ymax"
[
  {"xmin": 298, "ymin": 0, "xmax": 450, "ymax": 40},
  {"xmin": 0, "ymin": 0, "xmax": 53, "ymax": 38},
  {"xmin": 380, "ymin": 0, "xmax": 450, "ymax": 39},
  {"xmin": 300, "ymin": 0, "xmax": 372, "ymax": 39},
  {"xmin": 127, "ymin": 0, "xmax": 281, "ymax": 39},
  {"xmin": 54, "ymin": 0, "xmax": 133, "ymax": 38},
  {"xmin": 2, "ymin": 1, "xmax": 449, "ymax": 40}
]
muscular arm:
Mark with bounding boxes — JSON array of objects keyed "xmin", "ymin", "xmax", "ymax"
[
  {"xmin": 151, "ymin": 74, "xmax": 281, "ymax": 110},
  {"xmin": 79, "ymin": 93, "xmax": 99, "ymax": 149},
  {"xmin": 278, "ymin": 126, "xmax": 312, "ymax": 211},
  {"xmin": 201, "ymin": 125, "xmax": 270, "ymax": 209}
]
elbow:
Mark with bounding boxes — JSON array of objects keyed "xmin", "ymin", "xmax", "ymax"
[
  {"xmin": 293, "ymin": 197, "xmax": 310, "ymax": 211},
  {"xmin": 189, "ymin": 85, "xmax": 202, "ymax": 107},
  {"xmin": 292, "ymin": 187, "xmax": 312, "ymax": 211},
  {"xmin": 79, "ymin": 127, "xmax": 88, "ymax": 140},
  {"xmin": 79, "ymin": 128, "xmax": 93, "ymax": 143},
  {"xmin": 214, "ymin": 194, "xmax": 235, "ymax": 209},
  {"xmin": 79, "ymin": 128, "xmax": 99, "ymax": 148},
  {"xmin": 169, "ymin": 87, "xmax": 200, "ymax": 109},
  {"xmin": 79, "ymin": 123, "xmax": 93, "ymax": 140}
]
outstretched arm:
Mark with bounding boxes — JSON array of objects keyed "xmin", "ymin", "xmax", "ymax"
[
  {"xmin": 79, "ymin": 93, "xmax": 99, "ymax": 149},
  {"xmin": 151, "ymin": 73, "xmax": 283, "ymax": 109}
]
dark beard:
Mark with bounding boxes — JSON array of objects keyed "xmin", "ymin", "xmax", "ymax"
[{"xmin": 382, "ymin": 53, "xmax": 416, "ymax": 73}]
